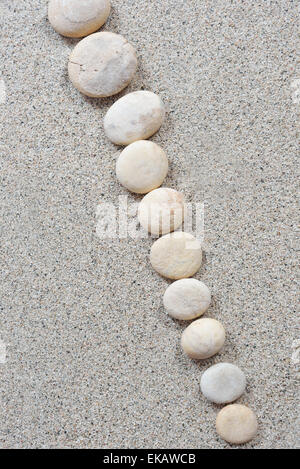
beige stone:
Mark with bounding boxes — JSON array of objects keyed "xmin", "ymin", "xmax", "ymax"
[
  {"xmin": 216, "ymin": 404, "xmax": 258, "ymax": 444},
  {"xmin": 150, "ymin": 232, "xmax": 202, "ymax": 279},
  {"xmin": 163, "ymin": 279, "xmax": 211, "ymax": 320},
  {"xmin": 104, "ymin": 91, "xmax": 165, "ymax": 145},
  {"xmin": 138, "ymin": 188, "xmax": 184, "ymax": 235},
  {"xmin": 116, "ymin": 141, "xmax": 168, "ymax": 194},
  {"xmin": 181, "ymin": 318, "xmax": 225, "ymax": 359},
  {"xmin": 48, "ymin": 0, "xmax": 111, "ymax": 38},
  {"xmin": 68, "ymin": 32, "xmax": 137, "ymax": 97}
]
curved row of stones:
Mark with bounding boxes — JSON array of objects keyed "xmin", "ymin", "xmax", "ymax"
[{"xmin": 49, "ymin": 0, "xmax": 258, "ymax": 445}]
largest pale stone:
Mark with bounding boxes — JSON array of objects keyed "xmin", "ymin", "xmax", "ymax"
[
  {"xmin": 104, "ymin": 91, "xmax": 165, "ymax": 145},
  {"xmin": 68, "ymin": 32, "xmax": 137, "ymax": 97},
  {"xmin": 48, "ymin": 0, "xmax": 111, "ymax": 38}
]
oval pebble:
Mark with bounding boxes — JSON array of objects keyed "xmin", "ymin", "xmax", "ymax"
[
  {"xmin": 150, "ymin": 231, "xmax": 202, "ymax": 279},
  {"xmin": 48, "ymin": 0, "xmax": 111, "ymax": 38},
  {"xmin": 116, "ymin": 141, "xmax": 168, "ymax": 194},
  {"xmin": 68, "ymin": 32, "xmax": 137, "ymax": 97},
  {"xmin": 216, "ymin": 404, "xmax": 258, "ymax": 444},
  {"xmin": 163, "ymin": 279, "xmax": 211, "ymax": 320},
  {"xmin": 181, "ymin": 318, "xmax": 225, "ymax": 359},
  {"xmin": 104, "ymin": 91, "xmax": 165, "ymax": 145},
  {"xmin": 200, "ymin": 363, "xmax": 246, "ymax": 404},
  {"xmin": 138, "ymin": 188, "xmax": 184, "ymax": 235}
]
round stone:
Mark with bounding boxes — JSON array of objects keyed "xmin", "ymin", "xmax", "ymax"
[
  {"xmin": 68, "ymin": 32, "xmax": 137, "ymax": 97},
  {"xmin": 200, "ymin": 363, "xmax": 246, "ymax": 404},
  {"xmin": 104, "ymin": 91, "xmax": 165, "ymax": 145},
  {"xmin": 216, "ymin": 404, "xmax": 258, "ymax": 444},
  {"xmin": 48, "ymin": 0, "xmax": 111, "ymax": 38},
  {"xmin": 181, "ymin": 318, "xmax": 225, "ymax": 359},
  {"xmin": 138, "ymin": 188, "xmax": 184, "ymax": 235},
  {"xmin": 150, "ymin": 232, "xmax": 202, "ymax": 280},
  {"xmin": 116, "ymin": 141, "xmax": 168, "ymax": 194},
  {"xmin": 163, "ymin": 279, "xmax": 211, "ymax": 320}
]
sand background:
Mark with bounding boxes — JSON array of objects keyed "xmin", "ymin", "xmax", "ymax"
[{"xmin": 0, "ymin": 0, "xmax": 298, "ymax": 449}]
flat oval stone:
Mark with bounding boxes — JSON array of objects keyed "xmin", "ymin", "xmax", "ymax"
[
  {"xmin": 104, "ymin": 91, "xmax": 165, "ymax": 145},
  {"xmin": 48, "ymin": 0, "xmax": 111, "ymax": 38},
  {"xmin": 163, "ymin": 279, "xmax": 211, "ymax": 320},
  {"xmin": 116, "ymin": 141, "xmax": 168, "ymax": 194},
  {"xmin": 138, "ymin": 188, "xmax": 184, "ymax": 235},
  {"xmin": 68, "ymin": 32, "xmax": 137, "ymax": 97},
  {"xmin": 200, "ymin": 363, "xmax": 246, "ymax": 404},
  {"xmin": 181, "ymin": 318, "xmax": 225, "ymax": 359},
  {"xmin": 150, "ymin": 232, "xmax": 202, "ymax": 279},
  {"xmin": 216, "ymin": 404, "xmax": 258, "ymax": 444}
]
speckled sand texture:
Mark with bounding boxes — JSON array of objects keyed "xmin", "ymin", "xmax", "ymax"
[{"xmin": 0, "ymin": 0, "xmax": 298, "ymax": 449}]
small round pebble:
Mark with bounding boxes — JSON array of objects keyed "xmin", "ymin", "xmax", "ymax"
[
  {"xmin": 68, "ymin": 32, "xmax": 137, "ymax": 97},
  {"xmin": 163, "ymin": 279, "xmax": 211, "ymax": 320},
  {"xmin": 200, "ymin": 363, "xmax": 246, "ymax": 404},
  {"xmin": 104, "ymin": 91, "xmax": 165, "ymax": 145},
  {"xmin": 116, "ymin": 141, "xmax": 168, "ymax": 194},
  {"xmin": 48, "ymin": 0, "xmax": 111, "ymax": 38},
  {"xmin": 138, "ymin": 188, "xmax": 184, "ymax": 235},
  {"xmin": 150, "ymin": 231, "xmax": 202, "ymax": 279},
  {"xmin": 216, "ymin": 404, "xmax": 258, "ymax": 444},
  {"xmin": 181, "ymin": 318, "xmax": 225, "ymax": 359}
]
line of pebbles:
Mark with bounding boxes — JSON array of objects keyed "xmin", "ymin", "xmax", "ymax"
[{"xmin": 48, "ymin": 0, "xmax": 258, "ymax": 445}]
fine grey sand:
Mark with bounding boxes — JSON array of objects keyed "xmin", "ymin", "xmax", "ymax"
[{"xmin": 0, "ymin": 0, "xmax": 299, "ymax": 449}]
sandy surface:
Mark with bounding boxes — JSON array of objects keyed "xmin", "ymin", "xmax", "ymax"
[{"xmin": 0, "ymin": 0, "xmax": 299, "ymax": 449}]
